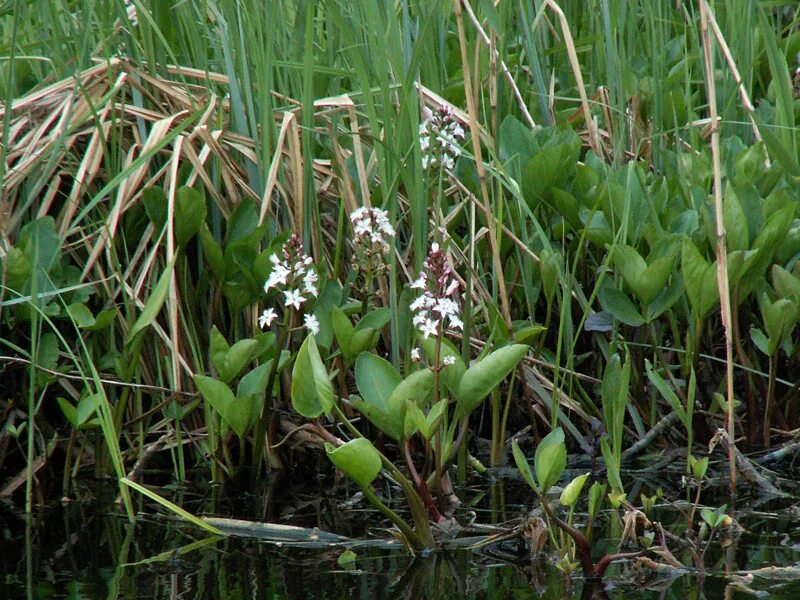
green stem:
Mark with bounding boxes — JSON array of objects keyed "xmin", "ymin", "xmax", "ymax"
[
  {"xmin": 252, "ymin": 313, "xmax": 293, "ymax": 477},
  {"xmin": 764, "ymin": 353, "xmax": 777, "ymax": 448},
  {"xmin": 432, "ymin": 328, "xmax": 444, "ymax": 492},
  {"xmin": 490, "ymin": 389, "xmax": 501, "ymax": 467},
  {"xmin": 331, "ymin": 404, "xmax": 434, "ymax": 547},
  {"xmin": 361, "ymin": 487, "xmax": 425, "ymax": 550}
]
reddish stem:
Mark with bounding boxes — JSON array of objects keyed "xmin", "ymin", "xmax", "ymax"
[{"xmin": 403, "ymin": 440, "xmax": 444, "ymax": 523}]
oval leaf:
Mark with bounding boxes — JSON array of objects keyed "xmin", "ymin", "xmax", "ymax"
[
  {"xmin": 512, "ymin": 439, "xmax": 538, "ymax": 492},
  {"xmin": 354, "ymin": 353, "xmax": 401, "ymax": 414},
  {"xmin": 534, "ymin": 427, "xmax": 566, "ymax": 493},
  {"xmin": 560, "ymin": 473, "xmax": 590, "ymax": 507},
  {"xmin": 291, "ymin": 335, "xmax": 333, "ymax": 418},
  {"xmin": 325, "ymin": 439, "xmax": 382, "ymax": 488},
  {"xmin": 457, "ymin": 344, "xmax": 527, "ymax": 416}
]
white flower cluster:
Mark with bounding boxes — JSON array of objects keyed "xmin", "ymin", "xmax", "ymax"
[
  {"xmin": 124, "ymin": 0, "xmax": 138, "ymax": 26},
  {"xmin": 409, "ymin": 243, "xmax": 463, "ymax": 339},
  {"xmin": 259, "ymin": 234, "xmax": 320, "ymax": 335},
  {"xmin": 350, "ymin": 206, "xmax": 396, "ymax": 257},
  {"xmin": 419, "ymin": 106, "xmax": 465, "ymax": 171}
]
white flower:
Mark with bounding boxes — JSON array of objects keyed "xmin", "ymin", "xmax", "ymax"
[
  {"xmin": 419, "ymin": 107, "xmax": 465, "ymax": 171},
  {"xmin": 409, "ymin": 241, "xmax": 463, "ymax": 340},
  {"xmin": 410, "ymin": 273, "xmax": 427, "ymax": 289},
  {"xmin": 410, "ymin": 347, "xmax": 421, "ymax": 362},
  {"xmin": 421, "ymin": 318, "xmax": 439, "ymax": 339},
  {"xmin": 303, "ymin": 270, "xmax": 319, "ymax": 297},
  {"xmin": 443, "ymin": 355, "xmax": 456, "ymax": 366},
  {"xmin": 433, "ymin": 297, "xmax": 459, "ymax": 318},
  {"xmin": 349, "ymin": 207, "xmax": 395, "ymax": 263},
  {"xmin": 304, "ymin": 313, "xmax": 320, "ymax": 335},
  {"xmin": 258, "ymin": 308, "xmax": 278, "ymax": 329},
  {"xmin": 410, "ymin": 295, "xmax": 428, "ymax": 312},
  {"xmin": 124, "ymin": 0, "xmax": 138, "ymax": 26},
  {"xmin": 445, "ymin": 278, "xmax": 460, "ymax": 296},
  {"xmin": 283, "ymin": 289, "xmax": 305, "ymax": 310},
  {"xmin": 264, "ymin": 262, "xmax": 290, "ymax": 291}
]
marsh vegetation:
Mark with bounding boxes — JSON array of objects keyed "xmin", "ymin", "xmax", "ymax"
[{"xmin": 2, "ymin": 1, "xmax": 800, "ymax": 597}]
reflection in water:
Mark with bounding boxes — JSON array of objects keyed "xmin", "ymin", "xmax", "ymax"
[{"xmin": 2, "ymin": 480, "xmax": 800, "ymax": 599}]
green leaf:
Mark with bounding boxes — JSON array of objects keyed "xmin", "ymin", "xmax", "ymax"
[
  {"xmin": 210, "ymin": 325, "xmax": 231, "ymax": 359},
  {"xmin": 354, "ymin": 307, "xmax": 391, "ymax": 331},
  {"xmin": 534, "ymin": 428, "xmax": 566, "ymax": 493},
  {"xmin": 689, "ymin": 455, "xmax": 709, "ymax": 480},
  {"xmin": 354, "ymin": 352, "xmax": 401, "ymax": 413},
  {"xmin": 418, "ymin": 336, "xmax": 466, "ymax": 398},
  {"xmin": 560, "ymin": 473, "xmax": 590, "ymax": 507},
  {"xmin": 142, "ymin": 186, "xmax": 168, "ymax": 232},
  {"xmin": 513, "ymin": 324, "xmax": 547, "ymax": 345},
  {"xmin": 237, "ymin": 363, "xmax": 271, "ymax": 398},
  {"xmin": 511, "ymin": 439, "xmax": 537, "ymax": 492},
  {"xmin": 750, "ymin": 327, "xmax": 770, "ymax": 355},
  {"xmin": 291, "ymin": 335, "xmax": 334, "ymax": 419},
  {"xmin": 87, "ymin": 307, "xmax": 117, "ymax": 331},
  {"xmin": 353, "ymin": 355, "xmax": 429, "ymax": 441},
  {"xmin": 337, "ymin": 549, "xmax": 357, "ymax": 567},
  {"xmin": 386, "ymin": 369, "xmax": 434, "ymax": 412},
  {"xmin": 772, "ymin": 265, "xmax": 800, "ymax": 303},
  {"xmin": 199, "ymin": 224, "xmax": 225, "ymax": 282},
  {"xmin": 194, "ymin": 375, "xmax": 249, "ymax": 438},
  {"xmin": 77, "ymin": 393, "xmax": 102, "ymax": 428},
  {"xmin": 700, "ymin": 505, "xmax": 728, "ymax": 529},
  {"xmin": 612, "ymin": 245, "xmax": 647, "ymax": 300},
  {"xmin": 404, "ymin": 398, "xmax": 447, "ymax": 441},
  {"xmin": 681, "ymin": 240, "xmax": 719, "ymax": 319},
  {"xmin": 209, "ymin": 326, "xmax": 259, "ymax": 384},
  {"xmin": 66, "ymin": 303, "xmax": 96, "ymax": 328},
  {"xmin": 57, "ymin": 397, "xmax": 77, "ymax": 428},
  {"xmin": 602, "ymin": 352, "xmax": 630, "ymax": 465},
  {"xmin": 645, "ymin": 275, "xmax": 684, "ymax": 322},
  {"xmin": 597, "ymin": 279, "xmax": 644, "ymax": 326},
  {"xmin": 126, "ymin": 254, "xmax": 178, "ymax": 346},
  {"xmin": 587, "ymin": 481, "xmax": 606, "ymax": 520},
  {"xmin": 601, "ymin": 437, "xmax": 624, "ymax": 493},
  {"xmin": 723, "ymin": 186, "xmax": 749, "ymax": 252},
  {"xmin": 761, "ymin": 294, "xmax": 797, "ymax": 355},
  {"xmin": 349, "ymin": 327, "xmax": 379, "ymax": 359},
  {"xmin": 457, "ymin": 344, "xmax": 527, "ymax": 417},
  {"xmin": 331, "ymin": 306, "xmax": 355, "ymax": 362},
  {"xmin": 757, "ymin": 8, "xmax": 796, "ymax": 160},
  {"xmin": 644, "ymin": 359, "xmax": 687, "ymax": 425},
  {"xmin": 403, "ymin": 402, "xmax": 425, "ymax": 439},
  {"xmin": 325, "ymin": 439, "xmax": 382, "ymax": 488},
  {"xmin": 227, "ymin": 394, "xmax": 260, "ymax": 437},
  {"xmin": 226, "ymin": 197, "xmax": 259, "ymax": 243},
  {"xmin": 225, "ymin": 342, "xmax": 259, "ymax": 383},
  {"xmin": 637, "ymin": 254, "xmax": 677, "ymax": 306},
  {"xmin": 539, "ymin": 248, "xmax": 562, "ymax": 305},
  {"xmin": 522, "ymin": 126, "xmax": 581, "ymax": 206},
  {"xmin": 174, "ymin": 186, "xmax": 207, "ymax": 247},
  {"xmin": 498, "ymin": 114, "xmax": 536, "ymax": 172}
]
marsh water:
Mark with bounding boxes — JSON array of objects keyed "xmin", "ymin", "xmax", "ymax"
[{"xmin": 3, "ymin": 468, "xmax": 800, "ymax": 600}]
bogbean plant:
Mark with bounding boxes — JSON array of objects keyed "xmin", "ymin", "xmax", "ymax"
[
  {"xmin": 190, "ymin": 201, "xmax": 528, "ymax": 549},
  {"xmin": 292, "ymin": 230, "xmax": 528, "ymax": 548}
]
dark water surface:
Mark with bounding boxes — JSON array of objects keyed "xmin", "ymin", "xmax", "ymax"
[{"xmin": 3, "ymin": 474, "xmax": 800, "ymax": 599}]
